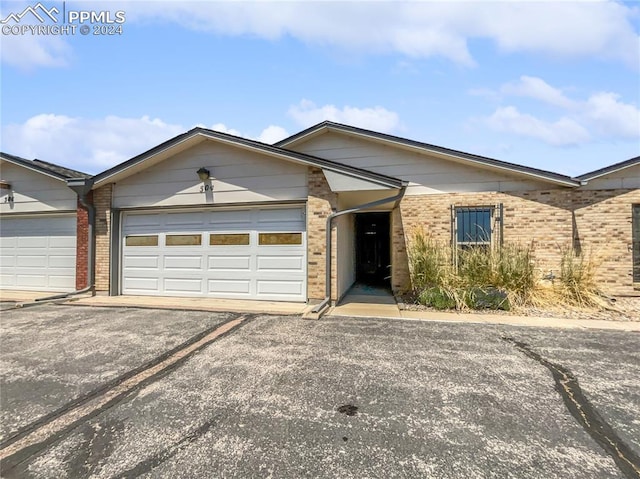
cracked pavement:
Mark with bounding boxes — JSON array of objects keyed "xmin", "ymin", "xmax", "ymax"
[{"xmin": 1, "ymin": 306, "xmax": 639, "ymax": 478}]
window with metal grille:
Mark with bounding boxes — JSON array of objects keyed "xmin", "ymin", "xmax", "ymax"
[{"xmin": 455, "ymin": 207, "xmax": 492, "ymax": 246}]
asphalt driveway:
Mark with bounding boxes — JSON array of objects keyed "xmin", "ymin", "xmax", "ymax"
[
  {"xmin": 0, "ymin": 305, "xmax": 234, "ymax": 443},
  {"xmin": 1, "ymin": 307, "xmax": 639, "ymax": 478}
]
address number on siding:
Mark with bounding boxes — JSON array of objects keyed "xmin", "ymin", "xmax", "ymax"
[{"xmin": 199, "ymin": 185, "xmax": 213, "ymax": 193}]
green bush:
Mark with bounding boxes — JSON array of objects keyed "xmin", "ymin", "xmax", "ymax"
[{"xmin": 418, "ymin": 287, "xmax": 457, "ymax": 310}]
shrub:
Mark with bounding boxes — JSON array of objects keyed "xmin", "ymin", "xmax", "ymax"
[
  {"xmin": 407, "ymin": 228, "xmax": 537, "ymax": 310},
  {"xmin": 418, "ymin": 287, "xmax": 458, "ymax": 310},
  {"xmin": 407, "ymin": 228, "xmax": 454, "ymax": 291},
  {"xmin": 556, "ymin": 246, "xmax": 605, "ymax": 308}
]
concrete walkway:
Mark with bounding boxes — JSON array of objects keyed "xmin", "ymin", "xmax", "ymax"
[
  {"xmin": 71, "ymin": 295, "xmax": 312, "ymax": 315},
  {"xmin": 3, "ymin": 288, "xmax": 638, "ymax": 332},
  {"xmin": 328, "ymin": 284, "xmax": 640, "ymax": 332},
  {"xmin": 0, "ymin": 290, "xmax": 54, "ymax": 302}
]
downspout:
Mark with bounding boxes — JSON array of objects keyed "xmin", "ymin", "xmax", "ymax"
[
  {"xmin": 36, "ymin": 177, "xmax": 95, "ymax": 301},
  {"xmin": 311, "ymin": 183, "xmax": 408, "ymax": 315}
]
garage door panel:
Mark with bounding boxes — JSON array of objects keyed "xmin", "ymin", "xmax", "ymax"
[
  {"xmin": 49, "ymin": 256, "xmax": 75, "ymax": 268},
  {"xmin": 123, "ymin": 277, "xmax": 159, "ymax": 291},
  {"xmin": 208, "ymin": 279, "xmax": 251, "ymax": 294},
  {"xmin": 0, "ymin": 255, "xmax": 16, "ymax": 267},
  {"xmin": 49, "ymin": 236, "xmax": 76, "ymax": 248},
  {"xmin": 209, "ymin": 210, "xmax": 252, "ymax": 227},
  {"xmin": 164, "ymin": 278, "xmax": 203, "ymax": 293},
  {"xmin": 208, "ymin": 255, "xmax": 251, "ymax": 271},
  {"xmin": 122, "ymin": 207, "xmax": 306, "ymax": 301},
  {"xmin": 19, "ymin": 237, "xmax": 48, "ymax": 248},
  {"xmin": 124, "ymin": 214, "xmax": 161, "ymax": 228},
  {"xmin": 48, "ymin": 275, "xmax": 75, "ymax": 289},
  {"xmin": 123, "ymin": 255, "xmax": 159, "ymax": 269},
  {"xmin": 256, "ymin": 280, "xmax": 303, "ymax": 296},
  {"xmin": 16, "ymin": 274, "xmax": 47, "ymax": 288},
  {"xmin": 0, "ymin": 237, "xmax": 16, "ymax": 247},
  {"xmin": 256, "ymin": 255, "xmax": 304, "ymax": 271},
  {"xmin": 165, "ymin": 211, "xmax": 204, "ymax": 227},
  {"xmin": 164, "ymin": 255, "xmax": 202, "ymax": 270},
  {"xmin": 0, "ymin": 214, "xmax": 76, "ymax": 292},
  {"xmin": 17, "ymin": 255, "xmax": 46, "ymax": 267}
]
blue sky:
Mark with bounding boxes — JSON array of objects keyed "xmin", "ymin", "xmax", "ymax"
[{"xmin": 1, "ymin": 0, "xmax": 639, "ymax": 176}]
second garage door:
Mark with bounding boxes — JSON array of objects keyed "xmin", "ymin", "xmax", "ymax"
[
  {"xmin": 121, "ymin": 207, "xmax": 307, "ymax": 301},
  {"xmin": 0, "ymin": 214, "xmax": 77, "ymax": 292}
]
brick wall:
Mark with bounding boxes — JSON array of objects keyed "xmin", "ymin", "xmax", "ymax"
[
  {"xmin": 307, "ymin": 167, "xmax": 338, "ymax": 301},
  {"xmin": 393, "ymin": 188, "xmax": 640, "ymax": 296},
  {"xmin": 572, "ymin": 188, "xmax": 640, "ymax": 293},
  {"xmin": 74, "ymin": 191, "xmax": 92, "ymax": 289},
  {"xmin": 94, "ymin": 184, "xmax": 113, "ymax": 293}
]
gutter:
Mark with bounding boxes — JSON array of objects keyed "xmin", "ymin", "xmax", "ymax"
[
  {"xmin": 311, "ymin": 184, "xmax": 408, "ymax": 317},
  {"xmin": 36, "ymin": 177, "xmax": 96, "ymax": 301}
]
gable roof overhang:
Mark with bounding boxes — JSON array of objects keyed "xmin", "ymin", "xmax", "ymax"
[
  {"xmin": 0, "ymin": 152, "xmax": 88, "ymax": 182},
  {"xmin": 576, "ymin": 156, "xmax": 640, "ymax": 182},
  {"xmin": 276, "ymin": 121, "xmax": 581, "ymax": 188},
  {"xmin": 92, "ymin": 127, "xmax": 406, "ymax": 191}
]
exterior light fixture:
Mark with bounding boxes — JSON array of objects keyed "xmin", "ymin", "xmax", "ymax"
[{"xmin": 197, "ymin": 167, "xmax": 210, "ymax": 181}]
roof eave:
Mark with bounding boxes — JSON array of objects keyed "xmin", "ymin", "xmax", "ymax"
[
  {"xmin": 0, "ymin": 153, "xmax": 69, "ymax": 182},
  {"xmin": 92, "ymin": 127, "xmax": 405, "ymax": 190},
  {"xmin": 277, "ymin": 122, "xmax": 579, "ymax": 188},
  {"xmin": 576, "ymin": 157, "xmax": 640, "ymax": 182}
]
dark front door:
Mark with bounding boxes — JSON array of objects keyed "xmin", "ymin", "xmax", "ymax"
[{"xmin": 356, "ymin": 212, "xmax": 391, "ymax": 286}]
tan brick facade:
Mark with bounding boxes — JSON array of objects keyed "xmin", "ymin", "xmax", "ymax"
[
  {"xmin": 86, "ymin": 170, "xmax": 638, "ymax": 300},
  {"xmin": 94, "ymin": 183, "xmax": 112, "ymax": 293},
  {"xmin": 393, "ymin": 188, "xmax": 640, "ymax": 296},
  {"xmin": 306, "ymin": 167, "xmax": 338, "ymax": 301}
]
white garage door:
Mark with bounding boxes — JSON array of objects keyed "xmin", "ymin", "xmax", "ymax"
[
  {"xmin": 121, "ymin": 207, "xmax": 307, "ymax": 301},
  {"xmin": 0, "ymin": 215, "xmax": 77, "ymax": 292}
]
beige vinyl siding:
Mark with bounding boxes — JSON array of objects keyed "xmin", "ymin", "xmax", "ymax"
[
  {"xmin": 289, "ymin": 132, "xmax": 554, "ymax": 194},
  {"xmin": 112, "ymin": 142, "xmax": 308, "ymax": 208},
  {"xmin": 0, "ymin": 162, "xmax": 77, "ymax": 213},
  {"xmin": 580, "ymin": 164, "xmax": 640, "ymax": 190}
]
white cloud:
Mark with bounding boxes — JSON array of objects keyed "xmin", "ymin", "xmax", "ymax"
[
  {"xmin": 209, "ymin": 123, "xmax": 242, "ymax": 137},
  {"xmin": 2, "ymin": 114, "xmax": 184, "ymax": 173},
  {"xmin": 4, "ymin": 1, "xmax": 637, "ymax": 70},
  {"xmin": 481, "ymin": 76, "xmax": 640, "ymax": 146},
  {"xmin": 0, "ymin": 33, "xmax": 71, "ymax": 70},
  {"xmin": 501, "ymin": 76, "xmax": 576, "ymax": 109},
  {"xmin": 1, "ymin": 114, "xmax": 292, "ymax": 173},
  {"xmin": 485, "ymin": 106, "xmax": 590, "ymax": 146},
  {"xmin": 117, "ymin": 1, "xmax": 639, "ymax": 68},
  {"xmin": 256, "ymin": 125, "xmax": 289, "ymax": 144},
  {"xmin": 288, "ymin": 99, "xmax": 400, "ymax": 132},
  {"xmin": 584, "ymin": 92, "xmax": 640, "ymax": 139}
]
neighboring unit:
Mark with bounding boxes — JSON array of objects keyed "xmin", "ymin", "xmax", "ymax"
[{"xmin": 0, "ymin": 153, "xmax": 89, "ymax": 292}]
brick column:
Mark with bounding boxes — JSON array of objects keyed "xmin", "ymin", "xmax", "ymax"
[
  {"xmin": 391, "ymin": 204, "xmax": 411, "ymax": 294},
  {"xmin": 307, "ymin": 168, "xmax": 338, "ymax": 302},
  {"xmin": 74, "ymin": 191, "xmax": 92, "ymax": 289},
  {"xmin": 94, "ymin": 184, "xmax": 113, "ymax": 293}
]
